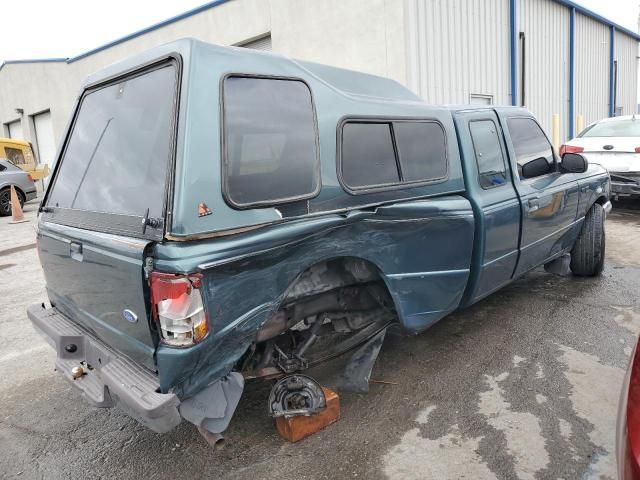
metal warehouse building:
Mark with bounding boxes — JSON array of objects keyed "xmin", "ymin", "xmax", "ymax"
[{"xmin": 0, "ymin": 0, "xmax": 638, "ymax": 170}]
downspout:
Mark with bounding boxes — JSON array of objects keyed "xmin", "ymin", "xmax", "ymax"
[
  {"xmin": 509, "ymin": 0, "xmax": 518, "ymax": 106},
  {"xmin": 609, "ymin": 26, "xmax": 616, "ymax": 117},
  {"xmin": 568, "ymin": 7, "xmax": 576, "ymax": 139}
]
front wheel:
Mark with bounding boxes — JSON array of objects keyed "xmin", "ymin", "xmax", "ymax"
[{"xmin": 570, "ymin": 203, "xmax": 605, "ymax": 277}]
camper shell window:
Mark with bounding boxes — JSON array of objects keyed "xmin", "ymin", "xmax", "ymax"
[
  {"xmin": 338, "ymin": 118, "xmax": 448, "ymax": 193},
  {"xmin": 221, "ymin": 75, "xmax": 320, "ymax": 209}
]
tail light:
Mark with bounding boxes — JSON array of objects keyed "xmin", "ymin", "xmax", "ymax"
[
  {"xmin": 27, "ymin": 174, "xmax": 34, "ymax": 182},
  {"xmin": 634, "ymin": 147, "xmax": 640, "ymax": 153},
  {"xmin": 559, "ymin": 144, "xmax": 584, "ymax": 156},
  {"xmin": 149, "ymin": 272, "xmax": 209, "ymax": 347}
]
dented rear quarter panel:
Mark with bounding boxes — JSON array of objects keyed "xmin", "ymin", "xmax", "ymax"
[{"xmin": 153, "ymin": 196, "xmax": 474, "ymax": 398}]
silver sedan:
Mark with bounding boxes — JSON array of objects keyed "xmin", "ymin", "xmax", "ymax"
[
  {"xmin": 561, "ymin": 115, "xmax": 640, "ymax": 200},
  {"xmin": 0, "ymin": 159, "xmax": 37, "ymax": 216}
]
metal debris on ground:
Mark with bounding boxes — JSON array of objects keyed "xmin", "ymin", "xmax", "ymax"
[{"xmin": 268, "ymin": 374, "xmax": 340, "ymax": 443}]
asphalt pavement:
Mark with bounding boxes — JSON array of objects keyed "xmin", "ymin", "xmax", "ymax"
[{"xmin": 1, "ymin": 200, "xmax": 639, "ymax": 479}]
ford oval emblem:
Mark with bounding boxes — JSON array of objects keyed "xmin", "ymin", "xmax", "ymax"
[
  {"xmin": 122, "ymin": 309, "xmax": 138, "ymax": 323},
  {"xmin": 603, "ymin": 144, "xmax": 614, "ymax": 150}
]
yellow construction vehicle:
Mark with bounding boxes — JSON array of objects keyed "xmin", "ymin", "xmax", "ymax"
[{"xmin": 0, "ymin": 137, "xmax": 49, "ymax": 181}]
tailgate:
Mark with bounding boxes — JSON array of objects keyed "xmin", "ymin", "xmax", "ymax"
[
  {"xmin": 38, "ymin": 221, "xmax": 157, "ymax": 370},
  {"xmin": 34, "ymin": 60, "xmax": 180, "ymax": 370}
]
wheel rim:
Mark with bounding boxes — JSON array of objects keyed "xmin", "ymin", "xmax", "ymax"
[{"xmin": 0, "ymin": 191, "xmax": 10, "ymax": 214}]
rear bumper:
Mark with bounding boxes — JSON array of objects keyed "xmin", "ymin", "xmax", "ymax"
[
  {"xmin": 610, "ymin": 172, "xmax": 640, "ymax": 198},
  {"xmin": 27, "ymin": 303, "xmax": 181, "ymax": 433},
  {"xmin": 24, "ymin": 189, "xmax": 37, "ymax": 202}
]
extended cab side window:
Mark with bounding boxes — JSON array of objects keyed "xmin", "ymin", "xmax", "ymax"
[
  {"xmin": 222, "ymin": 76, "xmax": 319, "ymax": 208},
  {"xmin": 507, "ymin": 117, "xmax": 555, "ymax": 180},
  {"xmin": 469, "ymin": 120, "xmax": 508, "ymax": 189},
  {"xmin": 340, "ymin": 120, "xmax": 447, "ymax": 191}
]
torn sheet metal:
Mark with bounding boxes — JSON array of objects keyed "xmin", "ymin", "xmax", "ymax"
[{"xmin": 336, "ymin": 327, "xmax": 387, "ymax": 394}]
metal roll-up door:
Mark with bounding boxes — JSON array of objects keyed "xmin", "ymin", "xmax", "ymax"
[
  {"xmin": 33, "ymin": 111, "xmax": 56, "ymax": 167},
  {"xmin": 239, "ymin": 35, "xmax": 272, "ymax": 51},
  {"xmin": 7, "ymin": 120, "xmax": 23, "ymax": 140}
]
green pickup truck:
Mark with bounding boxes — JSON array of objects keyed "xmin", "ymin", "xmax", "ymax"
[{"xmin": 29, "ymin": 39, "xmax": 610, "ymax": 443}]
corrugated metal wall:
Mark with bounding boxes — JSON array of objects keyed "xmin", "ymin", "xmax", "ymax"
[
  {"xmin": 404, "ymin": 0, "xmax": 511, "ymax": 105},
  {"xmin": 404, "ymin": 0, "xmax": 639, "ymax": 141},
  {"xmin": 575, "ymin": 13, "xmax": 609, "ymax": 129},
  {"xmin": 517, "ymin": 0, "xmax": 569, "ymax": 139},
  {"xmin": 615, "ymin": 30, "xmax": 639, "ymax": 116}
]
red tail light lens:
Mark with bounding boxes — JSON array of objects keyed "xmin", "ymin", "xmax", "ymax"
[
  {"xmin": 149, "ymin": 272, "xmax": 209, "ymax": 347},
  {"xmin": 27, "ymin": 174, "xmax": 34, "ymax": 182},
  {"xmin": 559, "ymin": 144, "xmax": 584, "ymax": 156},
  {"xmin": 634, "ymin": 147, "xmax": 640, "ymax": 153}
]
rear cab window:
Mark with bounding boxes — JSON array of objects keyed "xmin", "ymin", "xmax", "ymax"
[
  {"xmin": 222, "ymin": 76, "xmax": 320, "ymax": 208},
  {"xmin": 44, "ymin": 60, "xmax": 178, "ymax": 239},
  {"xmin": 339, "ymin": 119, "xmax": 448, "ymax": 192},
  {"xmin": 580, "ymin": 119, "xmax": 640, "ymax": 137}
]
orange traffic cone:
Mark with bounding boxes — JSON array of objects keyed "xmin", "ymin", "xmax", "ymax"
[{"xmin": 9, "ymin": 185, "xmax": 28, "ymax": 224}]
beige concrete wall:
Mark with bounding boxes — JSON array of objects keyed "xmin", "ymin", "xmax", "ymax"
[{"xmin": 0, "ymin": 0, "xmax": 405, "ymax": 161}]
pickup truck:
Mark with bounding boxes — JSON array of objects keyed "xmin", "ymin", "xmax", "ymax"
[{"xmin": 29, "ymin": 39, "xmax": 611, "ymax": 442}]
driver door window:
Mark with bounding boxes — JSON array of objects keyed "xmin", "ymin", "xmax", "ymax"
[{"xmin": 507, "ymin": 118, "xmax": 555, "ymax": 180}]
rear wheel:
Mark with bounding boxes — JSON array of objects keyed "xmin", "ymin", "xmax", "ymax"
[{"xmin": 570, "ymin": 203, "xmax": 605, "ymax": 276}]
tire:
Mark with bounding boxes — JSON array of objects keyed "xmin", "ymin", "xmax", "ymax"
[
  {"xmin": 0, "ymin": 187, "xmax": 25, "ymax": 217},
  {"xmin": 0, "ymin": 188, "xmax": 11, "ymax": 217},
  {"xmin": 570, "ymin": 203, "xmax": 605, "ymax": 277}
]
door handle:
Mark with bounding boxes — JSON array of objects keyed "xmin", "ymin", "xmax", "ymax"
[
  {"xmin": 70, "ymin": 242, "xmax": 83, "ymax": 261},
  {"xmin": 528, "ymin": 199, "xmax": 540, "ymax": 212}
]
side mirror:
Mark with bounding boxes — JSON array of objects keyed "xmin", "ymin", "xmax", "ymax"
[
  {"xmin": 560, "ymin": 152, "xmax": 588, "ymax": 173},
  {"xmin": 521, "ymin": 157, "xmax": 552, "ymax": 179}
]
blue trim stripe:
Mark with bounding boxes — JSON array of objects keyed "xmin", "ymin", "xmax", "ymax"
[
  {"xmin": 509, "ymin": 0, "xmax": 518, "ymax": 106},
  {"xmin": 68, "ymin": 0, "xmax": 231, "ymax": 63},
  {"xmin": 1, "ymin": 0, "xmax": 231, "ymax": 69},
  {"xmin": 609, "ymin": 26, "xmax": 616, "ymax": 117},
  {"xmin": 568, "ymin": 7, "xmax": 576, "ymax": 138},
  {"xmin": 0, "ymin": 58, "xmax": 67, "ymax": 72},
  {"xmin": 553, "ymin": 0, "xmax": 640, "ymax": 41},
  {"xmin": 1, "ymin": 0, "xmax": 637, "ymax": 73}
]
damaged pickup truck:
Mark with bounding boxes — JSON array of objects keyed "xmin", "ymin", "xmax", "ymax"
[{"xmin": 29, "ymin": 39, "xmax": 611, "ymax": 443}]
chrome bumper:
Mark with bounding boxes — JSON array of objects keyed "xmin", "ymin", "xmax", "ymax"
[{"xmin": 27, "ymin": 303, "xmax": 181, "ymax": 433}]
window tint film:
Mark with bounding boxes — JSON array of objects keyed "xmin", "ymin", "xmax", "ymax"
[
  {"xmin": 47, "ymin": 64, "xmax": 176, "ymax": 218},
  {"xmin": 469, "ymin": 120, "xmax": 508, "ymax": 189},
  {"xmin": 223, "ymin": 77, "xmax": 318, "ymax": 207},
  {"xmin": 394, "ymin": 122, "xmax": 447, "ymax": 182},
  {"xmin": 507, "ymin": 118, "xmax": 554, "ymax": 179},
  {"xmin": 341, "ymin": 123, "xmax": 399, "ymax": 189}
]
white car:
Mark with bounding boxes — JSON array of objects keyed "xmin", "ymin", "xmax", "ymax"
[{"xmin": 561, "ymin": 115, "xmax": 640, "ymax": 199}]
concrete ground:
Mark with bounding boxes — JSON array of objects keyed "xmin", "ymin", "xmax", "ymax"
[{"xmin": 1, "ymin": 200, "xmax": 639, "ymax": 480}]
